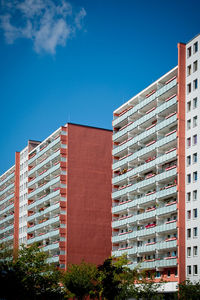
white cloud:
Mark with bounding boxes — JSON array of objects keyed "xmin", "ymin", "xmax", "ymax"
[{"xmin": 0, "ymin": 0, "xmax": 86, "ymax": 54}]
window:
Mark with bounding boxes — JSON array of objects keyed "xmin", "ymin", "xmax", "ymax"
[
  {"xmin": 187, "ymin": 101, "xmax": 191, "ymax": 112},
  {"xmin": 175, "ymin": 269, "xmax": 178, "ymax": 276},
  {"xmin": 156, "ymin": 271, "xmax": 161, "ymax": 278},
  {"xmin": 187, "ymin": 155, "xmax": 191, "ymax": 166},
  {"xmin": 187, "ymin": 192, "xmax": 191, "ymax": 202},
  {"xmin": 193, "ymin": 246, "xmax": 198, "ymax": 256},
  {"xmin": 193, "ymin": 227, "xmax": 198, "ymax": 237},
  {"xmin": 187, "ymin": 174, "xmax": 191, "ymax": 184},
  {"xmin": 193, "ymin": 153, "xmax": 197, "ymax": 163},
  {"xmin": 187, "ymin": 210, "xmax": 191, "ymax": 220},
  {"xmin": 193, "ymin": 208, "xmax": 197, "ymax": 218},
  {"xmin": 193, "ymin": 190, "xmax": 197, "ymax": 201},
  {"xmin": 194, "ymin": 42, "xmax": 198, "ymax": 53},
  {"xmin": 187, "ymin": 247, "xmax": 191, "ymax": 257},
  {"xmin": 187, "ymin": 137, "xmax": 191, "ymax": 147},
  {"xmin": 194, "ymin": 60, "xmax": 198, "ymax": 72},
  {"xmin": 187, "ymin": 83, "xmax": 192, "ymax": 94},
  {"xmin": 193, "ymin": 79, "xmax": 198, "ymax": 90},
  {"xmin": 167, "ymin": 270, "xmax": 171, "ymax": 277},
  {"xmin": 187, "ymin": 65, "xmax": 192, "ymax": 76},
  {"xmin": 187, "ymin": 47, "xmax": 192, "ymax": 57},
  {"xmin": 193, "ymin": 265, "xmax": 198, "ymax": 275},
  {"xmin": 187, "ymin": 228, "xmax": 191, "ymax": 238},
  {"xmin": 193, "ymin": 171, "xmax": 197, "ymax": 182},
  {"xmin": 193, "ymin": 135, "xmax": 197, "ymax": 145},
  {"xmin": 187, "ymin": 119, "xmax": 191, "ymax": 130},
  {"xmin": 193, "ymin": 116, "xmax": 197, "ymax": 127},
  {"xmin": 193, "ymin": 97, "xmax": 197, "ymax": 109},
  {"xmin": 187, "ymin": 265, "xmax": 191, "ymax": 275}
]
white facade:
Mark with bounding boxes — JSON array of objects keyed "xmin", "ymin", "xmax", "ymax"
[
  {"xmin": 19, "ymin": 147, "xmax": 28, "ymax": 245},
  {"xmin": 185, "ymin": 34, "xmax": 200, "ymax": 282},
  {"xmin": 112, "ymin": 67, "xmax": 179, "ymax": 290}
]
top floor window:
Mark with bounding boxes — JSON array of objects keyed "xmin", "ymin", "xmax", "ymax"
[
  {"xmin": 188, "ymin": 46, "xmax": 192, "ymax": 58},
  {"xmin": 194, "ymin": 42, "xmax": 198, "ymax": 53}
]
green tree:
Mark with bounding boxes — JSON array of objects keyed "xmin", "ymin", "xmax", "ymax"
[
  {"xmin": 62, "ymin": 260, "xmax": 97, "ymax": 299},
  {"xmin": 177, "ymin": 279, "xmax": 200, "ymax": 300},
  {"xmin": 0, "ymin": 243, "xmax": 64, "ymax": 300},
  {"xmin": 131, "ymin": 271, "xmax": 164, "ymax": 300},
  {"xmin": 96, "ymin": 256, "xmax": 137, "ymax": 300}
]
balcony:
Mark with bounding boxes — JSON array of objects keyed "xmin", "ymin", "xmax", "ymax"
[
  {"xmin": 27, "ymin": 216, "xmax": 60, "ymax": 233},
  {"xmin": 42, "ymin": 242, "xmax": 60, "ymax": 252},
  {"xmin": 112, "ymin": 185, "xmax": 177, "ymax": 214},
  {"xmin": 47, "ymin": 256, "xmax": 59, "ymax": 263},
  {"xmin": 0, "ymin": 234, "xmax": 14, "ymax": 244},
  {"xmin": 113, "ymin": 132, "xmax": 177, "ymax": 170},
  {"xmin": 27, "ymin": 229, "xmax": 60, "ymax": 244},
  {"xmin": 28, "ymin": 163, "xmax": 60, "ymax": 188},
  {"xmin": 28, "ymin": 150, "xmax": 61, "ymax": 177},
  {"xmin": 112, "ymin": 168, "xmax": 177, "ymax": 199},
  {"xmin": 0, "ymin": 193, "xmax": 15, "ymax": 207},
  {"xmin": 0, "ymin": 214, "xmax": 14, "ymax": 225},
  {"xmin": 0, "ymin": 224, "xmax": 14, "ymax": 235},
  {"xmin": 113, "ymin": 114, "xmax": 177, "ymax": 156},
  {"xmin": 28, "ymin": 201, "xmax": 60, "ymax": 222},
  {"xmin": 113, "ymin": 77, "xmax": 177, "ymax": 127},
  {"xmin": 0, "ymin": 183, "xmax": 15, "ymax": 197},
  {"xmin": 28, "ymin": 189, "xmax": 60, "ymax": 211},
  {"xmin": 112, "ymin": 221, "xmax": 177, "ymax": 244},
  {"xmin": 28, "ymin": 176, "xmax": 60, "ymax": 200},
  {"xmin": 29, "ymin": 137, "xmax": 61, "ymax": 165},
  {"xmin": 0, "ymin": 203, "xmax": 14, "ymax": 217},
  {"xmin": 113, "ymin": 148, "xmax": 177, "ymax": 185},
  {"xmin": 113, "ymin": 96, "xmax": 177, "ymax": 142},
  {"xmin": 0, "ymin": 172, "xmax": 15, "ymax": 189}
]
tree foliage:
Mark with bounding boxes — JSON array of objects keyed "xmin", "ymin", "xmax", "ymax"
[
  {"xmin": 177, "ymin": 280, "xmax": 200, "ymax": 300},
  {"xmin": 63, "ymin": 260, "xmax": 97, "ymax": 299},
  {"xmin": 0, "ymin": 243, "xmax": 64, "ymax": 300}
]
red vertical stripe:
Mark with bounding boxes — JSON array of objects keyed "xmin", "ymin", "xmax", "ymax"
[
  {"xmin": 177, "ymin": 43, "xmax": 186, "ymax": 283},
  {"xmin": 14, "ymin": 152, "xmax": 20, "ymax": 256}
]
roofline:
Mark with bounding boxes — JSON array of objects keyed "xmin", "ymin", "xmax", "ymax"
[
  {"xmin": 186, "ymin": 33, "xmax": 200, "ymax": 45},
  {"xmin": 67, "ymin": 122, "xmax": 112, "ymax": 132},
  {"xmin": 113, "ymin": 65, "xmax": 178, "ymax": 114}
]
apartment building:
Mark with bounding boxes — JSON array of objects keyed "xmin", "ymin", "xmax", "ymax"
[
  {"xmin": 111, "ymin": 34, "xmax": 200, "ymax": 291},
  {"xmin": 0, "ymin": 140, "xmax": 40, "ymax": 252},
  {"xmin": 0, "ymin": 123, "xmax": 112, "ymax": 269}
]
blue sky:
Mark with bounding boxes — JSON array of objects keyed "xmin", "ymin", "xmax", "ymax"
[{"xmin": 0, "ymin": 0, "xmax": 200, "ymax": 174}]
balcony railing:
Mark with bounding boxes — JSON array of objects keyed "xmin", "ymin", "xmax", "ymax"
[
  {"xmin": 113, "ymin": 78, "xmax": 177, "ymax": 127},
  {"xmin": 112, "ymin": 221, "xmax": 177, "ymax": 243},
  {"xmin": 28, "ymin": 190, "xmax": 60, "ymax": 211},
  {"xmin": 28, "ymin": 177, "xmax": 60, "ymax": 199},
  {"xmin": 112, "ymin": 185, "xmax": 177, "ymax": 214},
  {"xmin": 112, "ymin": 240, "xmax": 177, "ymax": 257},
  {"xmin": 0, "ymin": 203, "xmax": 14, "ymax": 217},
  {"xmin": 113, "ymin": 149, "xmax": 176, "ymax": 185},
  {"xmin": 0, "ymin": 172, "xmax": 15, "ymax": 189},
  {"xmin": 113, "ymin": 96, "xmax": 177, "ymax": 141},
  {"xmin": 0, "ymin": 183, "xmax": 15, "ymax": 197},
  {"xmin": 28, "ymin": 201, "xmax": 60, "ymax": 222},
  {"xmin": 27, "ymin": 216, "xmax": 60, "ymax": 233},
  {"xmin": 0, "ymin": 193, "xmax": 15, "ymax": 207},
  {"xmin": 27, "ymin": 229, "xmax": 60, "ymax": 244},
  {"xmin": 112, "ymin": 168, "xmax": 177, "ymax": 199},
  {"xmin": 29, "ymin": 137, "xmax": 60, "ymax": 165},
  {"xmin": 28, "ymin": 150, "xmax": 60, "ymax": 177},
  {"xmin": 113, "ymin": 114, "xmax": 177, "ymax": 156},
  {"xmin": 28, "ymin": 163, "xmax": 60, "ymax": 188},
  {"xmin": 113, "ymin": 132, "xmax": 177, "ymax": 170},
  {"xmin": 0, "ymin": 224, "xmax": 14, "ymax": 235}
]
